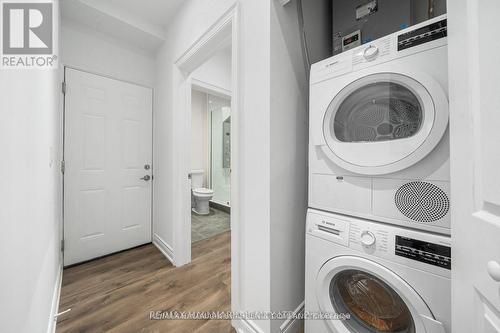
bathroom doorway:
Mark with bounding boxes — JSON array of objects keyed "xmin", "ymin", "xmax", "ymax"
[
  {"xmin": 171, "ymin": 10, "xmax": 241, "ymax": 315},
  {"xmin": 209, "ymin": 94, "xmax": 231, "ymax": 208},
  {"xmin": 190, "ymin": 88, "xmax": 231, "ymax": 244}
]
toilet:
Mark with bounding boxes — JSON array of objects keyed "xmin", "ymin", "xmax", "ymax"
[{"xmin": 191, "ymin": 170, "xmax": 214, "ymax": 215}]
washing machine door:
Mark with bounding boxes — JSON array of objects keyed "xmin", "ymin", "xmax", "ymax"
[
  {"xmin": 316, "ymin": 256, "xmax": 446, "ymax": 333},
  {"xmin": 322, "ymin": 72, "xmax": 448, "ymax": 175}
]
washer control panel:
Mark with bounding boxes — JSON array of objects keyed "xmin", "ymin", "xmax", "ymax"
[
  {"xmin": 306, "ymin": 209, "xmax": 451, "ymax": 277},
  {"xmin": 395, "ymin": 236, "xmax": 451, "ymax": 270}
]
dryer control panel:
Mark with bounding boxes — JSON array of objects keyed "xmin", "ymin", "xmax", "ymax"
[
  {"xmin": 397, "ymin": 18, "xmax": 447, "ymax": 51},
  {"xmin": 310, "ymin": 14, "xmax": 447, "ymax": 85}
]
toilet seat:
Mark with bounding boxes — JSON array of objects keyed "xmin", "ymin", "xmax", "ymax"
[{"xmin": 193, "ymin": 188, "xmax": 214, "ymax": 197}]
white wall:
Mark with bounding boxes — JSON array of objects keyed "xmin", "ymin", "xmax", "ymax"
[
  {"xmin": 270, "ymin": 1, "xmax": 308, "ymax": 331},
  {"xmin": 0, "ymin": 71, "xmax": 61, "ymax": 333},
  {"xmin": 277, "ymin": 0, "xmax": 309, "ymax": 100},
  {"xmin": 191, "ymin": 89, "xmax": 208, "ymax": 186},
  {"xmin": 154, "ymin": 0, "xmax": 272, "ymax": 331},
  {"xmin": 301, "ymin": 0, "xmax": 332, "ymax": 65},
  {"xmin": 192, "ymin": 47, "xmax": 232, "ymax": 92},
  {"xmin": 0, "ymin": 4, "xmax": 62, "ymax": 333},
  {"xmin": 61, "ymin": 19, "xmax": 156, "ymax": 87}
]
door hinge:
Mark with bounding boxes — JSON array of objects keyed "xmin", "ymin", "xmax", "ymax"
[
  {"xmin": 60, "ymin": 239, "xmax": 65, "ymax": 252},
  {"xmin": 60, "ymin": 160, "xmax": 65, "ymax": 174},
  {"xmin": 62, "ymin": 81, "xmax": 67, "ymax": 95}
]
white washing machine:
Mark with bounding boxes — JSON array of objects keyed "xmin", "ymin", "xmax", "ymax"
[
  {"xmin": 305, "ymin": 209, "xmax": 451, "ymax": 333},
  {"xmin": 309, "ymin": 15, "xmax": 450, "ymax": 235}
]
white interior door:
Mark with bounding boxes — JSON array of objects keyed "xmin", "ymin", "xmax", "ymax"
[
  {"xmin": 449, "ymin": 1, "xmax": 500, "ymax": 332},
  {"xmin": 64, "ymin": 68, "xmax": 153, "ymax": 266}
]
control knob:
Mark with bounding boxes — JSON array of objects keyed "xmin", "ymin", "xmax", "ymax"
[
  {"xmin": 363, "ymin": 45, "xmax": 379, "ymax": 61},
  {"xmin": 361, "ymin": 231, "xmax": 376, "ymax": 247}
]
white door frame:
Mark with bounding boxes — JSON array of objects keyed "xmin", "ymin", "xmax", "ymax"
[
  {"xmin": 62, "ymin": 65, "xmax": 155, "ymax": 264},
  {"xmin": 192, "ymin": 78, "xmax": 232, "ymax": 99},
  {"xmin": 171, "ymin": 3, "xmax": 241, "ymax": 312}
]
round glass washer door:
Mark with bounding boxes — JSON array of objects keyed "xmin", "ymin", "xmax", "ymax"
[
  {"xmin": 322, "ymin": 72, "xmax": 448, "ymax": 175},
  {"xmin": 316, "ymin": 256, "xmax": 437, "ymax": 333}
]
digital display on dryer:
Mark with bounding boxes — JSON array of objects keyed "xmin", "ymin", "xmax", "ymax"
[{"xmin": 395, "ymin": 236, "xmax": 451, "ymax": 270}]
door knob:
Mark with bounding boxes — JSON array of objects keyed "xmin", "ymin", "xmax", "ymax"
[
  {"xmin": 487, "ymin": 261, "xmax": 500, "ymax": 282},
  {"xmin": 140, "ymin": 175, "xmax": 151, "ymax": 181}
]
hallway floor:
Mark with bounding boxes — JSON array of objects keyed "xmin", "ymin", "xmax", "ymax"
[
  {"xmin": 56, "ymin": 232, "xmax": 232, "ymax": 333},
  {"xmin": 191, "ymin": 207, "xmax": 230, "ymax": 243}
]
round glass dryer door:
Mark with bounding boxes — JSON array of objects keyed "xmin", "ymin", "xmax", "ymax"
[
  {"xmin": 315, "ymin": 256, "xmax": 439, "ymax": 333},
  {"xmin": 322, "ymin": 73, "xmax": 448, "ymax": 175}
]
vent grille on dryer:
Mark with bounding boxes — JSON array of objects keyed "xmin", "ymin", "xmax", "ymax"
[{"xmin": 395, "ymin": 181, "xmax": 450, "ymax": 223}]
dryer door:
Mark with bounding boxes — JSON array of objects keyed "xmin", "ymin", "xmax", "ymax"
[
  {"xmin": 316, "ymin": 256, "xmax": 446, "ymax": 333},
  {"xmin": 322, "ymin": 72, "xmax": 448, "ymax": 175}
]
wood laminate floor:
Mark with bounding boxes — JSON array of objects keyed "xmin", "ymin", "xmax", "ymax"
[{"xmin": 56, "ymin": 232, "xmax": 233, "ymax": 333}]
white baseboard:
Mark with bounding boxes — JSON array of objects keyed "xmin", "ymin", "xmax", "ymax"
[
  {"xmin": 47, "ymin": 265, "xmax": 63, "ymax": 333},
  {"xmin": 153, "ymin": 234, "xmax": 174, "ymax": 264},
  {"xmin": 231, "ymin": 301, "xmax": 304, "ymax": 333},
  {"xmin": 280, "ymin": 301, "xmax": 304, "ymax": 333},
  {"xmin": 232, "ymin": 319, "xmax": 266, "ymax": 333}
]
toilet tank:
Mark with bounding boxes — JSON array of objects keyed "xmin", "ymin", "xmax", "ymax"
[{"xmin": 191, "ymin": 169, "xmax": 205, "ymax": 189}]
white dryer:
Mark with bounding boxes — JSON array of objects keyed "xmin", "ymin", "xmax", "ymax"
[
  {"xmin": 309, "ymin": 15, "xmax": 450, "ymax": 235},
  {"xmin": 305, "ymin": 209, "xmax": 451, "ymax": 333}
]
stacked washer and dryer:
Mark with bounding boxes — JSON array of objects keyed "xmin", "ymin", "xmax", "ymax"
[{"xmin": 305, "ymin": 15, "xmax": 451, "ymax": 333}]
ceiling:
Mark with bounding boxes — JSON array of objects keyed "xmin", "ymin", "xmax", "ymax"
[
  {"xmin": 95, "ymin": 0, "xmax": 185, "ymax": 28},
  {"xmin": 61, "ymin": 0, "xmax": 186, "ymax": 52}
]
